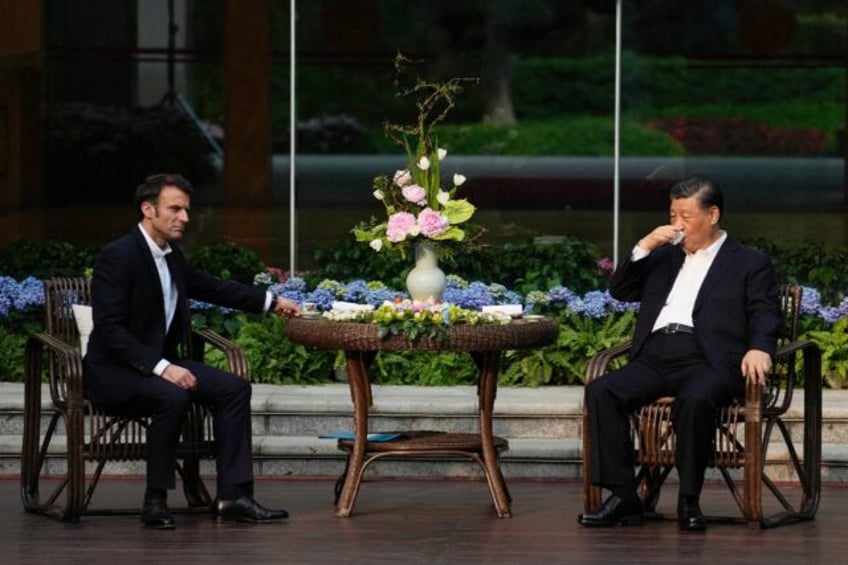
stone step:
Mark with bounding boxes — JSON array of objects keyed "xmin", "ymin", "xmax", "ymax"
[
  {"xmin": 2, "ymin": 383, "xmax": 848, "ymax": 481},
  {"xmin": 3, "ymin": 432, "xmax": 848, "ymax": 482}
]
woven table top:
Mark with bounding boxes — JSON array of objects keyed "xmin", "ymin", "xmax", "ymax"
[{"xmin": 286, "ymin": 316, "xmax": 559, "ymax": 352}]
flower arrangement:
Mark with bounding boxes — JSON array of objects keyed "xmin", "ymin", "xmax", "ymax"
[
  {"xmin": 323, "ymin": 299, "xmax": 508, "ymax": 342},
  {"xmin": 353, "ymin": 53, "xmax": 481, "ymax": 260}
]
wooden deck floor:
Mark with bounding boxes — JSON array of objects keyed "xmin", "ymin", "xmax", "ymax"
[{"xmin": 5, "ymin": 476, "xmax": 848, "ymax": 564}]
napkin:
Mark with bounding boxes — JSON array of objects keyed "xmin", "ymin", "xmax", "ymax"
[{"xmin": 482, "ymin": 304, "xmax": 523, "ymax": 317}]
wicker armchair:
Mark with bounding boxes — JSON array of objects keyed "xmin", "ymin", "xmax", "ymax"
[
  {"xmin": 582, "ymin": 284, "xmax": 822, "ymax": 528},
  {"xmin": 21, "ymin": 277, "xmax": 250, "ymax": 521}
]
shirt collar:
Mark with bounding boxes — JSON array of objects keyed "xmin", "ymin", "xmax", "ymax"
[
  {"xmin": 137, "ymin": 224, "xmax": 172, "ymax": 259},
  {"xmin": 690, "ymin": 230, "xmax": 727, "ymax": 257}
]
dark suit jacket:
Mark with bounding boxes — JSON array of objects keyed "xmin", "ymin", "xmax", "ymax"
[
  {"xmin": 610, "ymin": 237, "xmax": 783, "ymax": 383},
  {"xmin": 84, "ymin": 226, "xmax": 266, "ymax": 406}
]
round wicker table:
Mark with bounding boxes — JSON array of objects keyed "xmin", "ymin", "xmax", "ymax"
[{"xmin": 286, "ymin": 316, "xmax": 559, "ymax": 518}]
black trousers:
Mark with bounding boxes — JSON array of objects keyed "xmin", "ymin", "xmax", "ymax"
[
  {"xmin": 585, "ymin": 332, "xmax": 743, "ymax": 497},
  {"xmin": 108, "ymin": 359, "xmax": 253, "ymax": 495}
]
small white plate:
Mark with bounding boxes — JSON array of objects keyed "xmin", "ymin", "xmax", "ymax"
[{"xmin": 298, "ymin": 311, "xmax": 322, "ymax": 319}]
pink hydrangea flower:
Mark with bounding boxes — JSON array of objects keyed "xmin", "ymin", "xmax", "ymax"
[
  {"xmin": 386, "ymin": 211, "xmax": 418, "ymax": 242},
  {"xmin": 402, "ymin": 184, "xmax": 427, "ymax": 206},
  {"xmin": 417, "ymin": 208, "xmax": 450, "ymax": 237}
]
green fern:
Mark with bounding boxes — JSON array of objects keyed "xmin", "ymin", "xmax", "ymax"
[
  {"xmin": 805, "ymin": 316, "xmax": 848, "ymax": 389},
  {"xmin": 501, "ymin": 310, "xmax": 636, "ymax": 387}
]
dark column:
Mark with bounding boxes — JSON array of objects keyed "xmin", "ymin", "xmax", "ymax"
[
  {"xmin": 0, "ymin": 1, "xmax": 42, "ymax": 214},
  {"xmin": 222, "ymin": 0, "xmax": 273, "ymax": 257}
]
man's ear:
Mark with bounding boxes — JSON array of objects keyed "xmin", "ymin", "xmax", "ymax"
[
  {"xmin": 141, "ymin": 201, "xmax": 155, "ymax": 219},
  {"xmin": 710, "ymin": 206, "xmax": 720, "ymax": 225}
]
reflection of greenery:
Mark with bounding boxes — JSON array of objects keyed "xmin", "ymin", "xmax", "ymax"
[
  {"xmin": 44, "ymin": 104, "xmax": 217, "ymax": 203},
  {"xmin": 279, "ymin": 52, "xmax": 842, "ymax": 157},
  {"xmin": 433, "ymin": 118, "xmax": 683, "ymax": 157}
]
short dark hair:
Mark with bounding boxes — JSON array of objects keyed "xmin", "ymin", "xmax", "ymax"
[
  {"xmin": 133, "ymin": 173, "xmax": 193, "ymax": 220},
  {"xmin": 669, "ymin": 176, "xmax": 723, "ymax": 218}
]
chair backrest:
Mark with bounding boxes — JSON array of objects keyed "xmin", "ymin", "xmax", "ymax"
[
  {"xmin": 44, "ymin": 277, "xmax": 91, "ymax": 347},
  {"xmin": 778, "ymin": 283, "xmax": 802, "ymax": 345}
]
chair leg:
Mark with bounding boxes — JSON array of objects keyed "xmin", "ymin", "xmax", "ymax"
[
  {"xmin": 638, "ymin": 465, "xmax": 670, "ymax": 514},
  {"xmin": 179, "ymin": 457, "xmax": 212, "ymax": 508}
]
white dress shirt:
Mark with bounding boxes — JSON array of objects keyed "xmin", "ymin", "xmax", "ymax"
[{"xmin": 138, "ymin": 225, "xmax": 178, "ymax": 376}]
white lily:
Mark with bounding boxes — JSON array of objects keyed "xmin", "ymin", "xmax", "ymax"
[
  {"xmin": 437, "ymin": 147, "xmax": 447, "ymax": 160},
  {"xmin": 437, "ymin": 190, "xmax": 450, "ymax": 206},
  {"xmin": 417, "ymin": 156, "xmax": 431, "ymax": 170},
  {"xmin": 373, "ymin": 189, "xmax": 385, "ymax": 200},
  {"xmin": 369, "ymin": 239, "xmax": 383, "ymax": 252},
  {"xmin": 453, "ymin": 173, "xmax": 466, "ymax": 186}
]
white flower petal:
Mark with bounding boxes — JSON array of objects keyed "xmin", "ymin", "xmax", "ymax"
[
  {"xmin": 437, "ymin": 190, "xmax": 450, "ymax": 206},
  {"xmin": 437, "ymin": 148, "xmax": 447, "ymax": 160},
  {"xmin": 417, "ymin": 156, "xmax": 430, "ymax": 170},
  {"xmin": 373, "ymin": 189, "xmax": 385, "ymax": 200},
  {"xmin": 369, "ymin": 239, "xmax": 383, "ymax": 251},
  {"xmin": 453, "ymin": 173, "xmax": 466, "ymax": 186}
]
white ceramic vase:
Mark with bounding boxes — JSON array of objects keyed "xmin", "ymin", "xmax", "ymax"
[{"xmin": 405, "ymin": 241, "xmax": 446, "ymax": 302}]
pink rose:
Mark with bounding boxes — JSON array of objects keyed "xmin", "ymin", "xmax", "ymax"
[
  {"xmin": 386, "ymin": 211, "xmax": 418, "ymax": 242},
  {"xmin": 417, "ymin": 208, "xmax": 449, "ymax": 237},
  {"xmin": 402, "ymin": 184, "xmax": 427, "ymax": 206},
  {"xmin": 393, "ymin": 169, "xmax": 412, "ymax": 186}
]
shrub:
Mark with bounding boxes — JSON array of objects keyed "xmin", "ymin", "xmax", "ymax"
[
  {"xmin": 744, "ymin": 238, "xmax": 848, "ymax": 304},
  {"xmin": 309, "ymin": 236, "xmax": 609, "ymax": 296},
  {"xmin": 0, "ymin": 327, "xmax": 26, "ymax": 382},
  {"xmin": 189, "ymin": 242, "xmax": 266, "ymax": 285},
  {"xmin": 0, "ymin": 240, "xmax": 98, "ymax": 280},
  {"xmin": 230, "ymin": 315, "xmax": 334, "ymax": 384}
]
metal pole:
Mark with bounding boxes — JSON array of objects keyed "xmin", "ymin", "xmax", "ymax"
[
  {"xmin": 613, "ymin": 0, "xmax": 622, "ymax": 265},
  {"xmin": 166, "ymin": 0, "xmax": 176, "ymax": 102},
  {"xmin": 289, "ymin": 0, "xmax": 297, "ymax": 275}
]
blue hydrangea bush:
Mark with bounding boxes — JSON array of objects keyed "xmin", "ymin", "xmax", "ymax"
[{"xmin": 2, "ymin": 275, "xmax": 847, "ymax": 386}]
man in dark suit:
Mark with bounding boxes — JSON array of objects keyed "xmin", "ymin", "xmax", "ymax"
[
  {"xmin": 577, "ymin": 177, "xmax": 782, "ymax": 532},
  {"xmin": 84, "ymin": 173, "xmax": 301, "ymax": 529}
]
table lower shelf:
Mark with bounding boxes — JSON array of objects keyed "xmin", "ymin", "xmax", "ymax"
[{"xmin": 336, "ymin": 431, "xmax": 509, "ymax": 454}]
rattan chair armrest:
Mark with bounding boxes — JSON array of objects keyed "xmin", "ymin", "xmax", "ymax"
[
  {"xmin": 775, "ymin": 338, "xmax": 821, "ymax": 368},
  {"xmin": 585, "ymin": 339, "xmax": 632, "ymax": 383},
  {"xmin": 192, "ymin": 327, "xmax": 250, "ymax": 379},
  {"xmin": 25, "ymin": 332, "xmax": 85, "ymax": 407}
]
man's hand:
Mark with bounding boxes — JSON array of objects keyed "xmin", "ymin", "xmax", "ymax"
[
  {"xmin": 638, "ymin": 225, "xmax": 685, "ymax": 252},
  {"xmin": 741, "ymin": 349, "xmax": 773, "ymax": 386},
  {"xmin": 272, "ymin": 296, "xmax": 301, "ymax": 318},
  {"xmin": 162, "ymin": 363, "xmax": 197, "ymax": 390}
]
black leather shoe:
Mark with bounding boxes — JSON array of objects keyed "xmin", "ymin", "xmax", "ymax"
[
  {"xmin": 678, "ymin": 496, "xmax": 707, "ymax": 532},
  {"xmin": 215, "ymin": 495, "xmax": 289, "ymax": 523},
  {"xmin": 141, "ymin": 497, "xmax": 175, "ymax": 529},
  {"xmin": 578, "ymin": 495, "xmax": 644, "ymax": 527}
]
